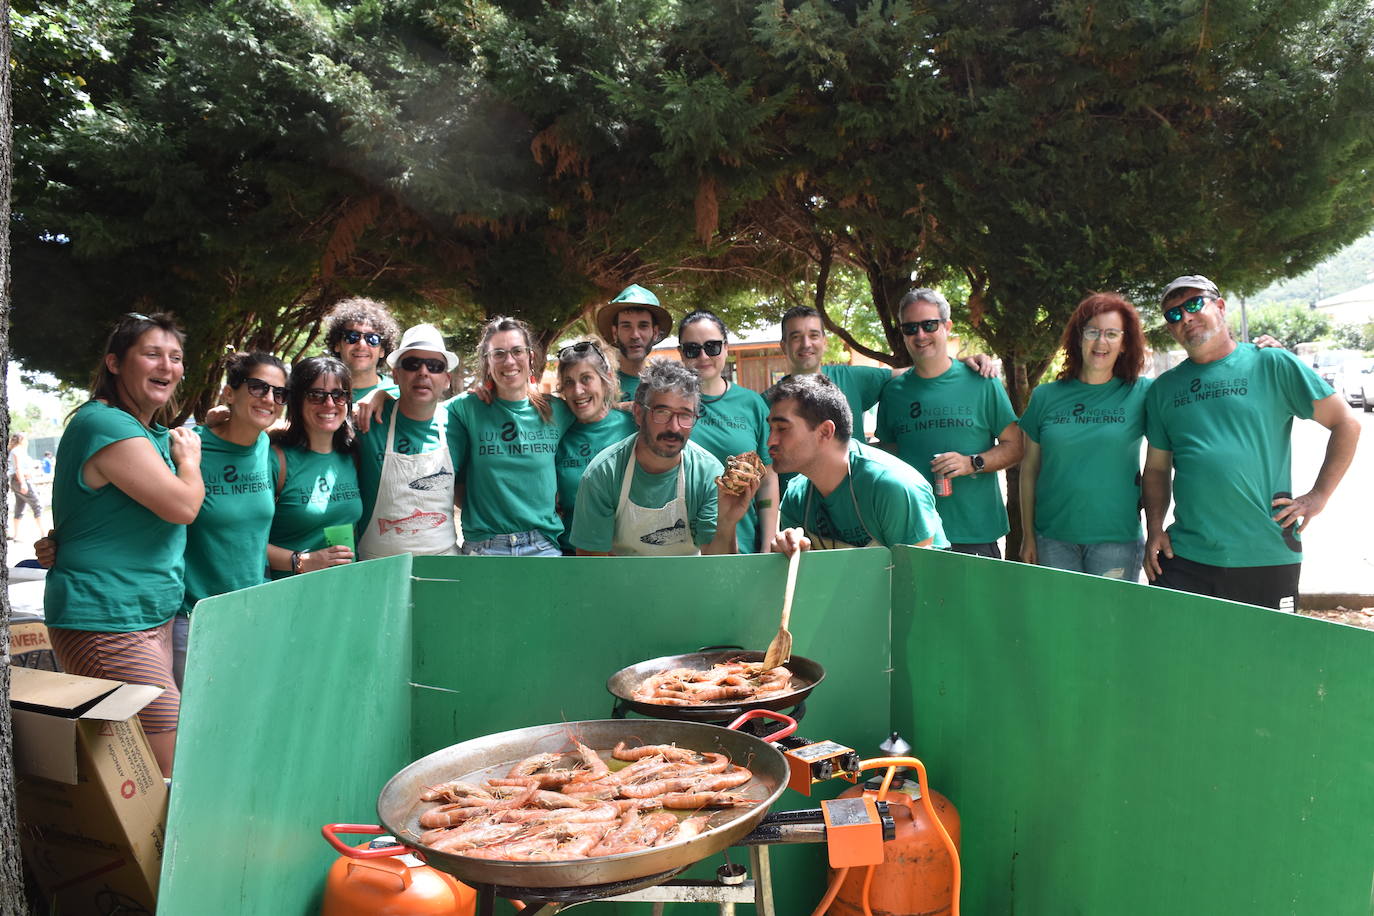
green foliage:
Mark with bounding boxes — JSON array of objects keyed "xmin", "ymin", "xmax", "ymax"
[
  {"xmin": 1229, "ymin": 303, "xmax": 1331, "ymax": 349},
  {"xmin": 1331, "ymin": 321, "xmax": 1374, "ymax": 351},
  {"xmin": 1251, "ymin": 228, "xmax": 1374, "ymax": 305}
]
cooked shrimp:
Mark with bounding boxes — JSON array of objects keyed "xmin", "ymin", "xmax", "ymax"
[{"xmin": 661, "ymin": 792, "xmax": 759, "ymax": 809}]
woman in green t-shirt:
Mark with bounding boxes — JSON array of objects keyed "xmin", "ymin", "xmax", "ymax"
[
  {"xmin": 676, "ymin": 310, "xmax": 778, "ymax": 552},
  {"xmin": 174, "ymin": 352, "xmax": 288, "ymax": 684},
  {"xmin": 553, "ymin": 338, "xmax": 638, "ymax": 554},
  {"xmin": 45, "ymin": 313, "xmax": 205, "ymax": 777},
  {"xmin": 1018, "ymin": 293, "xmax": 1151, "ymax": 581},
  {"xmin": 267, "ymin": 357, "xmax": 363, "ymax": 577}
]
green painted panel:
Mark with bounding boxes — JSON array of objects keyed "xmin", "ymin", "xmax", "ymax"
[
  {"xmin": 892, "ymin": 546, "xmax": 1374, "ymax": 915},
  {"xmin": 408, "ymin": 552, "xmax": 893, "ymax": 914},
  {"xmin": 161, "ymin": 556, "xmax": 414, "ymax": 916}
]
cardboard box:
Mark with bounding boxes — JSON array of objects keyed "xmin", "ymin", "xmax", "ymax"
[
  {"xmin": 10, "ymin": 617, "xmax": 59, "ymax": 671},
  {"xmin": 10, "ymin": 667, "xmax": 168, "ymax": 915}
]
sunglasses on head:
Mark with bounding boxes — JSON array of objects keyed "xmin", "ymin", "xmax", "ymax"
[
  {"xmin": 1163, "ymin": 295, "xmax": 1212, "ymax": 324},
  {"xmin": 242, "ymin": 378, "xmax": 289, "ymax": 404},
  {"xmin": 900, "ymin": 319, "xmax": 943, "ymax": 336},
  {"xmin": 558, "ymin": 341, "xmax": 606, "ymax": 363},
  {"xmin": 343, "ymin": 330, "xmax": 382, "ymax": 347},
  {"xmin": 398, "ymin": 356, "xmax": 447, "ymax": 374},
  {"xmin": 681, "ymin": 339, "xmax": 724, "ymax": 359},
  {"xmin": 305, "ymin": 388, "xmax": 350, "ymax": 405}
]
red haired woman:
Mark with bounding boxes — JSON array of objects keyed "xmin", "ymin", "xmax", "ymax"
[{"xmin": 1018, "ymin": 293, "xmax": 1150, "ymax": 581}]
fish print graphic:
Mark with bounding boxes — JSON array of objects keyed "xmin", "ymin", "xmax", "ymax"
[
  {"xmin": 408, "ymin": 469, "xmax": 454, "ymax": 491},
  {"xmin": 379, "ymin": 509, "xmax": 449, "ymax": 535},
  {"xmin": 640, "ymin": 518, "xmax": 688, "ymax": 546}
]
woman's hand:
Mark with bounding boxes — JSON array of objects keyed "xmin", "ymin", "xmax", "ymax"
[
  {"xmin": 1019, "ymin": 537, "xmax": 1037, "ymax": 565},
  {"xmin": 34, "ymin": 531, "xmax": 56, "ymax": 568},
  {"xmin": 299, "ymin": 545, "xmax": 354, "ymax": 572},
  {"xmin": 169, "ymin": 426, "xmax": 202, "ymax": 469}
]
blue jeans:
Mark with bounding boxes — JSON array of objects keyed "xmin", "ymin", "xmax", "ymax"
[
  {"xmin": 461, "ymin": 531, "xmax": 561, "ymax": 557},
  {"xmin": 1036, "ymin": 535, "xmax": 1144, "ymax": 582},
  {"xmin": 172, "ymin": 612, "xmax": 190, "ymax": 689}
]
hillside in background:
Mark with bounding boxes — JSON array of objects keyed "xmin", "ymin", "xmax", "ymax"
[{"xmin": 1250, "ymin": 229, "xmax": 1374, "ymax": 305}]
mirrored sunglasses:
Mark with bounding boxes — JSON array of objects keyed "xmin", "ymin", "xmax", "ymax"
[
  {"xmin": 343, "ymin": 330, "xmax": 382, "ymax": 346},
  {"xmin": 1163, "ymin": 296, "xmax": 1211, "ymax": 324}
]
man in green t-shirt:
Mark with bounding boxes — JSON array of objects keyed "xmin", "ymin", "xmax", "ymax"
[
  {"xmin": 1143, "ymin": 274, "xmax": 1360, "ymax": 611},
  {"xmin": 572, "ymin": 358, "xmax": 757, "ymax": 555},
  {"xmin": 875, "ymin": 289, "xmax": 1023, "ymax": 558},
  {"xmin": 764, "ymin": 373, "xmax": 947, "ymax": 554},
  {"xmin": 595, "ymin": 285, "xmax": 673, "ymax": 403},
  {"xmin": 324, "ymin": 297, "xmax": 401, "ymax": 400},
  {"xmin": 778, "ymin": 305, "xmax": 998, "ymax": 442}
]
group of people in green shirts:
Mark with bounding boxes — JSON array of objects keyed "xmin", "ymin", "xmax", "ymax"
[{"xmin": 36, "ymin": 273, "xmax": 1360, "ymax": 776}]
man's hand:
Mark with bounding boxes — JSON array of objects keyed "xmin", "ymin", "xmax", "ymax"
[
  {"xmin": 351, "ymin": 388, "xmax": 392, "ymax": 433},
  {"xmin": 962, "ymin": 353, "xmax": 1000, "ymax": 378},
  {"xmin": 716, "ymin": 475, "xmax": 761, "ymax": 528},
  {"xmin": 34, "ymin": 530, "xmax": 56, "ymax": 568},
  {"xmin": 769, "ymin": 527, "xmax": 811, "ymax": 556},
  {"xmin": 1253, "ymin": 334, "xmax": 1282, "ymax": 349},
  {"xmin": 203, "ymin": 404, "xmax": 230, "ymax": 428},
  {"xmin": 1019, "ymin": 537, "xmax": 1037, "ymax": 566},
  {"xmin": 1271, "ymin": 491, "xmax": 1328, "ymax": 534},
  {"xmin": 1143, "ymin": 529, "xmax": 1173, "ymax": 581},
  {"xmin": 931, "ymin": 451, "xmax": 976, "ymax": 479}
]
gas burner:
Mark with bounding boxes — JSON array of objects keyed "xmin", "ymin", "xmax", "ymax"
[
  {"xmin": 610, "ymin": 696, "xmax": 808, "ymax": 729},
  {"xmin": 473, "ymin": 866, "xmax": 689, "ymax": 914}
]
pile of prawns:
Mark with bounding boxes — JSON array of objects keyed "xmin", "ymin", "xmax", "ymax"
[
  {"xmin": 632, "ymin": 660, "xmax": 794, "ymax": 706},
  {"xmin": 415, "ymin": 739, "xmax": 757, "ymax": 860}
]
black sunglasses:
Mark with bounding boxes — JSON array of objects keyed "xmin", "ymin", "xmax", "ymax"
[
  {"xmin": 305, "ymin": 388, "xmax": 350, "ymax": 404},
  {"xmin": 342, "ymin": 330, "xmax": 382, "ymax": 347},
  {"xmin": 900, "ymin": 319, "xmax": 943, "ymax": 336},
  {"xmin": 242, "ymin": 378, "xmax": 289, "ymax": 405},
  {"xmin": 681, "ymin": 339, "xmax": 724, "ymax": 359},
  {"xmin": 398, "ymin": 356, "xmax": 447, "ymax": 374},
  {"xmin": 1163, "ymin": 295, "xmax": 1212, "ymax": 324},
  {"xmin": 558, "ymin": 341, "xmax": 606, "ymax": 362}
]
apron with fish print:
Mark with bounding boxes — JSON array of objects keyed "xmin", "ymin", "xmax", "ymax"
[
  {"xmin": 611, "ymin": 455, "xmax": 700, "ymax": 557},
  {"xmin": 357, "ymin": 406, "xmax": 459, "ymax": 559}
]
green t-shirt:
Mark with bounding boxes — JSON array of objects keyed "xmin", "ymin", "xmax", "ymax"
[
  {"xmin": 571, "ymin": 435, "xmax": 723, "ymax": 553},
  {"xmin": 447, "ymin": 394, "xmax": 575, "ymax": 545},
  {"xmin": 690, "ymin": 383, "xmax": 773, "ymax": 553},
  {"xmin": 1020, "ymin": 377, "xmax": 1151, "ymax": 544},
  {"xmin": 354, "ymin": 399, "xmax": 453, "ymax": 531},
  {"xmin": 779, "ymin": 440, "xmax": 949, "ymax": 549},
  {"xmin": 875, "ymin": 361, "xmax": 1018, "ymax": 544},
  {"xmin": 268, "ymin": 446, "xmax": 364, "ymax": 579},
  {"xmin": 1144, "ymin": 344, "xmax": 1332, "ymax": 567},
  {"xmin": 181, "ymin": 428, "xmax": 276, "ymax": 614},
  {"xmin": 555, "ymin": 409, "xmax": 639, "ymax": 551},
  {"xmin": 617, "ymin": 371, "xmax": 640, "ymax": 404},
  {"xmin": 822, "ymin": 364, "xmax": 891, "ymax": 428},
  {"xmin": 44, "ymin": 401, "xmax": 186, "ymax": 631},
  {"xmin": 352, "ymin": 380, "xmax": 399, "ymax": 402}
]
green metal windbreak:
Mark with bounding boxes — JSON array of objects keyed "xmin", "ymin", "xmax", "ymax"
[{"xmin": 162, "ymin": 548, "xmax": 1374, "ymax": 914}]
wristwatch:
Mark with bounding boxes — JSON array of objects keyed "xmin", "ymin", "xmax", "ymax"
[{"xmin": 970, "ymin": 454, "xmax": 986, "ymax": 473}]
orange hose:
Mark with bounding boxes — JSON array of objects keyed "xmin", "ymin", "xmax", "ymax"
[
  {"xmin": 809, "ymin": 866, "xmax": 849, "ymax": 916},
  {"xmin": 858, "ymin": 756, "xmax": 961, "ymax": 916}
]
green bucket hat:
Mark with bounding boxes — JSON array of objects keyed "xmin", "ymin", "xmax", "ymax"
[{"xmin": 596, "ymin": 284, "xmax": 672, "ymax": 343}]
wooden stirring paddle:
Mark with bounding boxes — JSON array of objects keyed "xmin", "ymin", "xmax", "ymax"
[{"xmin": 762, "ymin": 547, "xmax": 801, "ymax": 670}]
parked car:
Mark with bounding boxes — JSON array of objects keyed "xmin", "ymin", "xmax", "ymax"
[
  {"xmin": 1332, "ymin": 358, "xmax": 1372, "ymax": 408},
  {"xmin": 1357, "ymin": 362, "xmax": 1374, "ymax": 413}
]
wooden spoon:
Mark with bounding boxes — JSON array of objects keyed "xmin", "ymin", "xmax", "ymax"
[{"xmin": 762, "ymin": 547, "xmax": 800, "ymax": 670}]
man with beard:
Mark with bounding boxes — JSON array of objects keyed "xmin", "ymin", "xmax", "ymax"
[
  {"xmin": 572, "ymin": 358, "xmax": 757, "ymax": 556},
  {"xmin": 764, "ymin": 373, "xmax": 947, "ymax": 554},
  {"xmin": 595, "ymin": 284, "xmax": 673, "ymax": 403},
  {"xmin": 354, "ymin": 324, "xmax": 462, "ymax": 559},
  {"xmin": 1143, "ymin": 275, "xmax": 1359, "ymax": 611}
]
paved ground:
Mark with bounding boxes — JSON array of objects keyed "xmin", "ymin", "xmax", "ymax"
[{"xmin": 1288, "ymin": 402, "xmax": 1374, "ymax": 598}]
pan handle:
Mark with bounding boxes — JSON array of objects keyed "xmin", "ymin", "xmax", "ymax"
[
  {"xmin": 697, "ymin": 644, "xmax": 744, "ymax": 652},
  {"xmin": 321, "ymin": 823, "xmax": 410, "ymax": 859},
  {"xmin": 726, "ymin": 709, "xmax": 797, "ymax": 742}
]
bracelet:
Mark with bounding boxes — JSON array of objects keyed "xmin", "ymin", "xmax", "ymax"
[
  {"xmin": 290, "ymin": 551, "xmax": 302, "ymax": 574},
  {"xmin": 756, "ymin": 499, "xmax": 774, "ymax": 509}
]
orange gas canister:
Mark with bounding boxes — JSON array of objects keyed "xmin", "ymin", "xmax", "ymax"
[
  {"xmin": 829, "ymin": 779, "xmax": 961, "ymax": 916},
  {"xmin": 321, "ymin": 824, "xmax": 476, "ymax": 916}
]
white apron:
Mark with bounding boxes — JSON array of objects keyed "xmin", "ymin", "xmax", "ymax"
[
  {"xmin": 611, "ymin": 455, "xmax": 700, "ymax": 557},
  {"xmin": 357, "ymin": 406, "xmax": 459, "ymax": 560}
]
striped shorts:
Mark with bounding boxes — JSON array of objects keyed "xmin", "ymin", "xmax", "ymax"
[{"xmin": 49, "ymin": 620, "xmax": 181, "ymax": 733}]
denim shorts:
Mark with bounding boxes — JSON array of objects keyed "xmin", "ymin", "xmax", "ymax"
[
  {"xmin": 1036, "ymin": 535, "xmax": 1144, "ymax": 582},
  {"xmin": 461, "ymin": 531, "xmax": 561, "ymax": 557}
]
